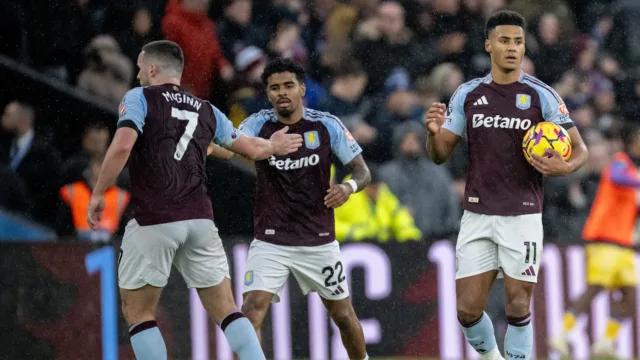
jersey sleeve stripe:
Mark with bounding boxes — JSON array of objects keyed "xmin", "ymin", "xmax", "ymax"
[{"xmin": 523, "ymin": 75, "xmax": 562, "ymax": 102}]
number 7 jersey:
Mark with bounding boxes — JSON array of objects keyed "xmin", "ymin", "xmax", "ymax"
[{"xmin": 117, "ymin": 85, "xmax": 239, "ymax": 226}]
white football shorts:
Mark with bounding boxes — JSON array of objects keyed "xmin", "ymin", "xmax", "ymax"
[
  {"xmin": 118, "ymin": 219, "xmax": 230, "ymax": 289},
  {"xmin": 455, "ymin": 210, "xmax": 543, "ymax": 283},
  {"xmin": 242, "ymin": 239, "xmax": 350, "ymax": 302}
]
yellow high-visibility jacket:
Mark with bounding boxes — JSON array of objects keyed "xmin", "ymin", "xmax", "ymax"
[{"xmin": 335, "ymin": 183, "xmax": 422, "ymax": 243}]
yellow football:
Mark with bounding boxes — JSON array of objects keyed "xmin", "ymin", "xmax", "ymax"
[{"xmin": 522, "ymin": 122, "xmax": 572, "ymax": 164}]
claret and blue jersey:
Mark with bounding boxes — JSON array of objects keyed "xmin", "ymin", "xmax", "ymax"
[
  {"xmin": 240, "ymin": 108, "xmax": 362, "ymax": 246},
  {"xmin": 442, "ymin": 72, "xmax": 575, "ymax": 216},
  {"xmin": 117, "ymin": 84, "xmax": 239, "ymax": 225}
]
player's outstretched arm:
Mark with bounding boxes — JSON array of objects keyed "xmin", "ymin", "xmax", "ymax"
[
  {"xmin": 87, "ymin": 127, "xmax": 138, "ymax": 230},
  {"xmin": 228, "ymin": 126, "xmax": 303, "ymax": 160},
  {"xmin": 531, "ymin": 126, "xmax": 588, "ymax": 177},
  {"xmin": 425, "ymin": 103, "xmax": 461, "ymax": 164},
  {"xmin": 324, "ymin": 155, "xmax": 370, "ymax": 208},
  {"xmin": 207, "ymin": 143, "xmax": 235, "ymax": 160}
]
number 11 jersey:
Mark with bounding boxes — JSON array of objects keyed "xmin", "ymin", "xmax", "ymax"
[{"xmin": 117, "ymin": 84, "xmax": 238, "ymax": 226}]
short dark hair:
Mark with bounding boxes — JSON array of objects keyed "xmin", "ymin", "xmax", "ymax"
[
  {"xmin": 485, "ymin": 10, "xmax": 526, "ymax": 39},
  {"xmin": 261, "ymin": 57, "xmax": 306, "ymax": 86},
  {"xmin": 141, "ymin": 40, "xmax": 184, "ymax": 74}
]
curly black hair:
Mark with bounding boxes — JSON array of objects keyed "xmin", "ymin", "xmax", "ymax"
[
  {"xmin": 261, "ymin": 57, "xmax": 306, "ymax": 86},
  {"xmin": 485, "ymin": 10, "xmax": 526, "ymax": 39}
]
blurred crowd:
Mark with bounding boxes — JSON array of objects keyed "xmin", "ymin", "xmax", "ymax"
[{"xmin": 1, "ymin": 0, "xmax": 640, "ymax": 244}]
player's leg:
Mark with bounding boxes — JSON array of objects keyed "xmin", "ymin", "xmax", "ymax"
[
  {"xmin": 118, "ymin": 219, "xmax": 182, "ymax": 360},
  {"xmin": 455, "ymin": 211, "xmax": 503, "ymax": 360},
  {"xmin": 239, "ymin": 239, "xmax": 291, "ymax": 343},
  {"xmin": 174, "ymin": 220, "xmax": 266, "ymax": 360},
  {"xmin": 496, "ymin": 213, "xmax": 543, "ymax": 360},
  {"xmin": 320, "ymin": 297, "xmax": 367, "ymax": 359},
  {"xmin": 592, "ymin": 247, "xmax": 637, "ymax": 355},
  {"xmin": 289, "ymin": 241, "xmax": 367, "ymax": 359}
]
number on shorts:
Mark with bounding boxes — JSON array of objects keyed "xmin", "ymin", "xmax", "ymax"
[
  {"xmin": 322, "ymin": 261, "xmax": 346, "ymax": 287},
  {"xmin": 524, "ymin": 241, "xmax": 537, "ymax": 264},
  {"xmin": 171, "ymin": 107, "xmax": 199, "ymax": 161}
]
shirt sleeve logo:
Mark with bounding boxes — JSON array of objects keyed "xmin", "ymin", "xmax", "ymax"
[
  {"xmin": 345, "ymin": 129, "xmax": 355, "ymax": 142},
  {"xmin": 516, "ymin": 94, "xmax": 531, "ymax": 110},
  {"xmin": 119, "ymin": 103, "xmax": 126, "ymax": 117},
  {"xmin": 304, "ymin": 131, "xmax": 320, "ymax": 149},
  {"xmin": 558, "ymin": 102, "xmax": 569, "ymax": 115}
]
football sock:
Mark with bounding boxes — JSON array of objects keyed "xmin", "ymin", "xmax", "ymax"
[
  {"xmin": 562, "ymin": 310, "xmax": 577, "ymax": 333},
  {"xmin": 221, "ymin": 310, "xmax": 266, "ymax": 360},
  {"xmin": 129, "ymin": 320, "xmax": 167, "ymax": 360},
  {"xmin": 459, "ymin": 312, "xmax": 500, "ymax": 359},
  {"xmin": 603, "ymin": 316, "xmax": 623, "ymax": 341},
  {"xmin": 505, "ymin": 313, "xmax": 533, "ymax": 360}
]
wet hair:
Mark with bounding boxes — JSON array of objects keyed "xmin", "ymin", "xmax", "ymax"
[
  {"xmin": 141, "ymin": 40, "xmax": 184, "ymax": 75},
  {"xmin": 485, "ymin": 10, "xmax": 526, "ymax": 39},
  {"xmin": 261, "ymin": 57, "xmax": 306, "ymax": 86}
]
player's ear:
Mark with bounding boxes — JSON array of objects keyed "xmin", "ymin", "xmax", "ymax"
[
  {"xmin": 299, "ymin": 81, "xmax": 306, "ymax": 97},
  {"xmin": 485, "ymin": 38, "xmax": 491, "ymax": 54}
]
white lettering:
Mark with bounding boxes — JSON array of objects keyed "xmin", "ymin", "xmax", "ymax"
[
  {"xmin": 162, "ymin": 91, "xmax": 202, "ymax": 110},
  {"xmin": 269, "ymin": 154, "xmax": 320, "ymax": 171},
  {"xmin": 471, "ymin": 113, "xmax": 532, "ymax": 130}
]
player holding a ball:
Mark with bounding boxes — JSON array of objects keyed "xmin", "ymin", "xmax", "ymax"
[{"xmin": 424, "ymin": 10, "xmax": 588, "ymax": 360}]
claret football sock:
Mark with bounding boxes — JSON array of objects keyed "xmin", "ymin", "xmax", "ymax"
[
  {"xmin": 129, "ymin": 320, "xmax": 167, "ymax": 360},
  {"xmin": 221, "ymin": 310, "xmax": 266, "ymax": 360},
  {"xmin": 505, "ymin": 313, "xmax": 533, "ymax": 360},
  {"xmin": 459, "ymin": 312, "xmax": 501, "ymax": 359}
]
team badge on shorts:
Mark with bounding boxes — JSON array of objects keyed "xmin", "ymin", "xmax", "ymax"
[
  {"xmin": 244, "ymin": 271, "xmax": 254, "ymax": 286},
  {"xmin": 516, "ymin": 94, "xmax": 531, "ymax": 110},
  {"xmin": 304, "ymin": 131, "xmax": 320, "ymax": 149}
]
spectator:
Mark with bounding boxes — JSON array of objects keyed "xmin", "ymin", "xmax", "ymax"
[
  {"xmin": 267, "ymin": 21, "xmax": 309, "ymax": 66},
  {"xmin": 379, "ymin": 121, "xmax": 460, "ymax": 240},
  {"xmin": 162, "ymin": 0, "xmax": 234, "ymax": 99},
  {"xmin": 0, "ymin": 164, "xmax": 30, "ymax": 217},
  {"xmin": 60, "ymin": 123, "xmax": 110, "ymax": 185},
  {"xmin": 353, "ymin": 1, "xmax": 431, "ymax": 95},
  {"xmin": 217, "ymin": 0, "xmax": 269, "ymax": 63},
  {"xmin": 0, "ymin": 101, "xmax": 61, "ymax": 226},
  {"xmin": 334, "ymin": 165, "xmax": 422, "ymax": 243},
  {"xmin": 227, "ymin": 46, "xmax": 270, "ymax": 127},
  {"xmin": 76, "ymin": 35, "xmax": 134, "ymax": 105},
  {"xmin": 532, "ymin": 13, "xmax": 572, "ymax": 84},
  {"xmin": 116, "ymin": 7, "xmax": 162, "ymax": 77},
  {"xmin": 56, "ymin": 158, "xmax": 130, "ymax": 243}
]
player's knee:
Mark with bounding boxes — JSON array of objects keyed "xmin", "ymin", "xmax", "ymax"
[
  {"xmin": 505, "ymin": 293, "xmax": 532, "ymax": 317},
  {"xmin": 121, "ymin": 298, "xmax": 153, "ymax": 325},
  {"xmin": 457, "ymin": 297, "xmax": 484, "ymax": 325},
  {"xmin": 329, "ymin": 307, "xmax": 357, "ymax": 331},
  {"xmin": 241, "ymin": 300, "xmax": 269, "ymax": 327}
]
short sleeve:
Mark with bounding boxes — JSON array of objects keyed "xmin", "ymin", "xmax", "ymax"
[
  {"xmin": 117, "ymin": 88, "xmax": 147, "ymax": 134},
  {"xmin": 442, "ymin": 86, "xmax": 468, "ymax": 136},
  {"xmin": 238, "ymin": 111, "xmax": 269, "ymax": 137},
  {"xmin": 525, "ymin": 79, "xmax": 575, "ymax": 129},
  {"xmin": 323, "ymin": 116, "xmax": 362, "ymax": 165},
  {"xmin": 211, "ymin": 105, "xmax": 240, "ymax": 146}
]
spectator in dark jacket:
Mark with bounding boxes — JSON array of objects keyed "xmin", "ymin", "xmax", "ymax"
[{"xmin": 216, "ymin": 0, "xmax": 268, "ymax": 63}]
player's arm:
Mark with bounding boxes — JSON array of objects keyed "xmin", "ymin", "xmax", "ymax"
[
  {"xmin": 227, "ymin": 129, "xmax": 302, "ymax": 160},
  {"xmin": 207, "ymin": 143, "xmax": 235, "ymax": 160},
  {"xmin": 610, "ymin": 160, "xmax": 640, "ymax": 188},
  {"xmin": 530, "ymin": 89, "xmax": 588, "ymax": 176},
  {"xmin": 425, "ymin": 94, "xmax": 464, "ymax": 164},
  {"xmin": 88, "ymin": 88, "xmax": 146, "ymax": 230},
  {"xmin": 324, "ymin": 119, "xmax": 370, "ymax": 208}
]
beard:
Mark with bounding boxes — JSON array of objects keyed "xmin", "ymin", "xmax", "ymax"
[{"xmin": 276, "ymin": 106, "xmax": 295, "ymax": 118}]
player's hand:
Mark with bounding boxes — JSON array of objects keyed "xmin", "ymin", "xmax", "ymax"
[
  {"xmin": 271, "ymin": 126, "xmax": 303, "ymax": 155},
  {"xmin": 424, "ymin": 103, "xmax": 447, "ymax": 135},
  {"xmin": 86, "ymin": 194, "xmax": 106, "ymax": 231},
  {"xmin": 531, "ymin": 148, "xmax": 571, "ymax": 177},
  {"xmin": 324, "ymin": 183, "xmax": 352, "ymax": 208}
]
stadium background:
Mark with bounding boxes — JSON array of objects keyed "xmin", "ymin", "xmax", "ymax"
[{"xmin": 1, "ymin": 0, "xmax": 640, "ymax": 359}]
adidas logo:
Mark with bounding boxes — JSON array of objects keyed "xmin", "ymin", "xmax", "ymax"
[
  {"xmin": 473, "ymin": 96, "xmax": 489, "ymax": 106},
  {"xmin": 521, "ymin": 266, "xmax": 536, "ymax": 277},
  {"xmin": 330, "ymin": 285, "xmax": 346, "ymax": 296}
]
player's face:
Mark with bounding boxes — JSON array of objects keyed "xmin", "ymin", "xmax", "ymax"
[
  {"xmin": 266, "ymin": 72, "xmax": 306, "ymax": 118},
  {"xmin": 486, "ymin": 25, "xmax": 525, "ymax": 72},
  {"xmin": 136, "ymin": 51, "xmax": 151, "ymax": 86}
]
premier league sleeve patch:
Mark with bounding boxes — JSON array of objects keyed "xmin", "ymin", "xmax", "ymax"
[
  {"xmin": 516, "ymin": 94, "xmax": 531, "ymax": 110},
  {"xmin": 304, "ymin": 131, "xmax": 320, "ymax": 149}
]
